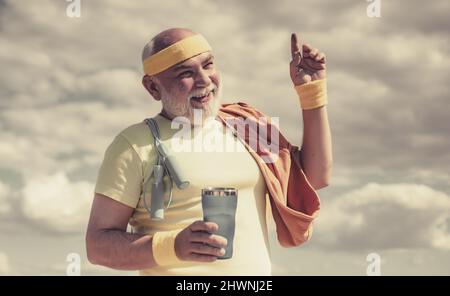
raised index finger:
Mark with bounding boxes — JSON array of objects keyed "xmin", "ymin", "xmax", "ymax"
[{"xmin": 291, "ymin": 33, "xmax": 301, "ymax": 59}]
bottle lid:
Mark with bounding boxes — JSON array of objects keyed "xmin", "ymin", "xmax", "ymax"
[{"xmin": 202, "ymin": 187, "xmax": 237, "ymax": 197}]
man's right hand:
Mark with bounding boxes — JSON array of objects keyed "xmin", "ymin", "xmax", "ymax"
[{"xmin": 174, "ymin": 220, "xmax": 228, "ymax": 262}]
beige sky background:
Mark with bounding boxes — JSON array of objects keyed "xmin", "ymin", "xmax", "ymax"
[{"xmin": 0, "ymin": 0, "xmax": 449, "ymax": 275}]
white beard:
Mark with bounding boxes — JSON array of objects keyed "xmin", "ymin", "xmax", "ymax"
[{"xmin": 159, "ymin": 82, "xmax": 223, "ymax": 125}]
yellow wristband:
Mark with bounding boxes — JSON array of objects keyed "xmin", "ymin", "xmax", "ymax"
[
  {"xmin": 151, "ymin": 229, "xmax": 183, "ymax": 266},
  {"xmin": 294, "ymin": 79, "xmax": 328, "ymax": 110}
]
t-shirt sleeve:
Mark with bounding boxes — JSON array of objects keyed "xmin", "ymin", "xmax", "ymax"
[{"xmin": 94, "ymin": 134, "xmax": 143, "ymax": 208}]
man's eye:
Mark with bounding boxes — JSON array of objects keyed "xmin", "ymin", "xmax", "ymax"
[
  {"xmin": 178, "ymin": 71, "xmax": 192, "ymax": 78},
  {"xmin": 204, "ymin": 62, "xmax": 213, "ymax": 68}
]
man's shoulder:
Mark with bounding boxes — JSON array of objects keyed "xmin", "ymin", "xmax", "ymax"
[
  {"xmin": 220, "ymin": 101, "xmax": 268, "ymax": 118},
  {"xmin": 220, "ymin": 101, "xmax": 251, "ymax": 109},
  {"xmin": 112, "ymin": 121, "xmax": 155, "ymax": 159},
  {"xmin": 118, "ymin": 121, "xmax": 150, "ymax": 144}
]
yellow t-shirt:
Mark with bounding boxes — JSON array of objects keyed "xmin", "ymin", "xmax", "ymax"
[{"xmin": 95, "ymin": 114, "xmax": 271, "ymax": 275}]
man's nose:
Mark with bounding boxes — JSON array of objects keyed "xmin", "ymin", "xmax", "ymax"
[{"xmin": 195, "ymin": 69, "xmax": 212, "ymax": 87}]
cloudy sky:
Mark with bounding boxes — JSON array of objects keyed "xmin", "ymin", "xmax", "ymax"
[{"xmin": 0, "ymin": 0, "xmax": 449, "ymax": 275}]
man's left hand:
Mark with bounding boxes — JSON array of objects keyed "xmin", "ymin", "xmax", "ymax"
[{"xmin": 289, "ymin": 33, "xmax": 326, "ymax": 86}]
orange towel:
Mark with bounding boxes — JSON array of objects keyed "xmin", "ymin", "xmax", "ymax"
[{"xmin": 217, "ymin": 102, "xmax": 320, "ymax": 247}]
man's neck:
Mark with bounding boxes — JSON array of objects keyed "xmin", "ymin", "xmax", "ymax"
[{"xmin": 158, "ymin": 109, "xmax": 174, "ymax": 121}]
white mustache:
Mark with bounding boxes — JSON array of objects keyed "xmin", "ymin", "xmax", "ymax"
[{"xmin": 188, "ymin": 84, "xmax": 217, "ymax": 100}]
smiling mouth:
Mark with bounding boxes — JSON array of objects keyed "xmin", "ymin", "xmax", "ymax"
[{"xmin": 190, "ymin": 90, "xmax": 215, "ymax": 104}]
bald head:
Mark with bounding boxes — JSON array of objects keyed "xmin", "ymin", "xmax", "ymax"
[{"xmin": 142, "ymin": 28, "xmax": 197, "ymax": 62}]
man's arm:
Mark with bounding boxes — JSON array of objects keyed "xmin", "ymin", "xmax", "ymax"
[
  {"xmin": 300, "ymin": 106, "xmax": 332, "ymax": 189},
  {"xmin": 86, "ymin": 193, "xmax": 157, "ymax": 270},
  {"xmin": 289, "ymin": 33, "xmax": 333, "ymax": 190},
  {"xmin": 86, "ymin": 193, "xmax": 228, "ymax": 270}
]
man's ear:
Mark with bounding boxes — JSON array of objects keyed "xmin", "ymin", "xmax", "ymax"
[{"xmin": 142, "ymin": 75, "xmax": 161, "ymax": 101}]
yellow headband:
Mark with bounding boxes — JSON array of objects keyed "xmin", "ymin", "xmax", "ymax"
[{"xmin": 143, "ymin": 34, "xmax": 212, "ymax": 75}]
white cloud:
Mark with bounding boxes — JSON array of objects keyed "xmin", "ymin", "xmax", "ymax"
[
  {"xmin": 21, "ymin": 172, "xmax": 93, "ymax": 233},
  {"xmin": 74, "ymin": 69, "xmax": 144, "ymax": 105},
  {"xmin": 0, "ymin": 100, "xmax": 157, "ymax": 178},
  {"xmin": 0, "ymin": 182, "xmax": 12, "ymax": 215},
  {"xmin": 0, "ymin": 253, "xmax": 11, "ymax": 275},
  {"xmin": 316, "ymin": 183, "xmax": 450, "ymax": 251}
]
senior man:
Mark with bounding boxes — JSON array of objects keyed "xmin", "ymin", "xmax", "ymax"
[{"xmin": 86, "ymin": 28, "xmax": 332, "ymax": 275}]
